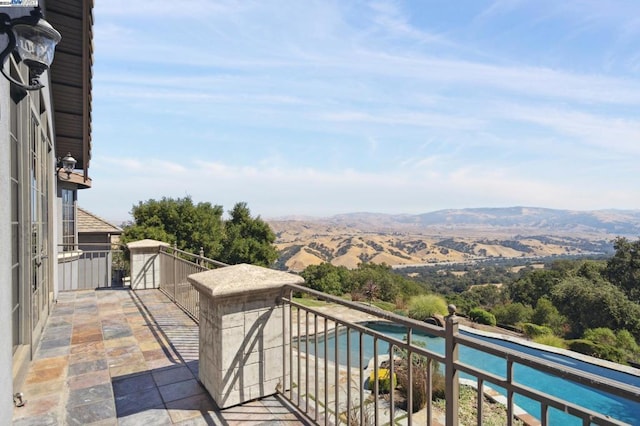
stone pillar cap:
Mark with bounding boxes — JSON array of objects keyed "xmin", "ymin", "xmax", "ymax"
[
  {"xmin": 188, "ymin": 263, "xmax": 304, "ymax": 298},
  {"xmin": 126, "ymin": 239, "xmax": 171, "ymax": 249}
]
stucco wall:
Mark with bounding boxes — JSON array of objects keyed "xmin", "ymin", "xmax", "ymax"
[{"xmin": 0, "ymin": 54, "xmax": 15, "ymax": 416}]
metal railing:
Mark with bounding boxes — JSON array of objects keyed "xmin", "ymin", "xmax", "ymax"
[
  {"xmin": 58, "ymin": 243, "xmax": 127, "ymax": 291},
  {"xmin": 279, "ymin": 284, "xmax": 640, "ymax": 426},
  {"xmin": 157, "ymin": 245, "xmax": 228, "ymax": 321}
]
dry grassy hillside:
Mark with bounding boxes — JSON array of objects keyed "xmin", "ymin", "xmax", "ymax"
[{"xmin": 269, "ymin": 218, "xmax": 607, "ymax": 272}]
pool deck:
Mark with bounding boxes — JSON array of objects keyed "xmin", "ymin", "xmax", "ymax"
[{"xmin": 12, "ymin": 288, "xmax": 311, "ymax": 425}]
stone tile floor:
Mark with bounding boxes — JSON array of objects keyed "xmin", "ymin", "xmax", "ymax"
[{"xmin": 12, "ymin": 289, "xmax": 310, "ymax": 425}]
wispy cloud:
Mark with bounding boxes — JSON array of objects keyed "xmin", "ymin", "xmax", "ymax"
[
  {"xmin": 86, "ymin": 1, "xmax": 640, "ymax": 221},
  {"xmin": 504, "ymin": 106, "xmax": 640, "ymax": 154}
]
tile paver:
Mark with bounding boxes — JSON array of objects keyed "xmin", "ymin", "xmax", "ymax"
[{"xmin": 13, "ymin": 288, "xmax": 311, "ymax": 425}]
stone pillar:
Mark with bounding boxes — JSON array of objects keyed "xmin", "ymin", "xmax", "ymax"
[
  {"xmin": 126, "ymin": 239, "xmax": 169, "ymax": 290},
  {"xmin": 188, "ymin": 263, "xmax": 304, "ymax": 408}
]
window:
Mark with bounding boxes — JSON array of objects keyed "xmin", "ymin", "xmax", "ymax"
[{"xmin": 62, "ymin": 188, "xmax": 76, "ymax": 251}]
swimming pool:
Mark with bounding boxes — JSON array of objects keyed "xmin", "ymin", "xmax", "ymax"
[{"xmin": 299, "ymin": 321, "xmax": 640, "ymax": 425}]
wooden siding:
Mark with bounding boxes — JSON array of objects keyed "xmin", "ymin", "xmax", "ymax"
[{"xmin": 45, "ymin": 0, "xmax": 93, "ymax": 176}]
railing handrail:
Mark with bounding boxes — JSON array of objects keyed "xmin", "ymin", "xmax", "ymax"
[
  {"xmin": 286, "ymin": 297, "xmax": 447, "ymax": 364},
  {"xmin": 280, "ymin": 283, "xmax": 640, "ymax": 426},
  {"xmin": 283, "ymin": 283, "xmax": 446, "ymax": 338},
  {"xmin": 57, "ymin": 242, "xmax": 126, "ymax": 250},
  {"xmin": 284, "ymin": 283, "xmax": 640, "ymax": 398},
  {"xmin": 159, "ymin": 245, "xmax": 229, "ymax": 268},
  {"xmin": 156, "ymin": 247, "xmax": 228, "ymax": 322}
]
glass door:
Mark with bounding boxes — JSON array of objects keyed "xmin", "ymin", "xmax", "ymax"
[
  {"xmin": 29, "ymin": 113, "xmax": 51, "ymax": 347},
  {"xmin": 10, "ymin": 89, "xmax": 22, "ymax": 354}
]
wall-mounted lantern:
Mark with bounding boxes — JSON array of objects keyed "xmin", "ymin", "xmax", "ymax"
[
  {"xmin": 0, "ymin": 8, "xmax": 61, "ymax": 91},
  {"xmin": 57, "ymin": 152, "xmax": 77, "ymax": 178}
]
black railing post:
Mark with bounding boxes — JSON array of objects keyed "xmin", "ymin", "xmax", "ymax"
[{"xmin": 445, "ymin": 304, "xmax": 460, "ymax": 426}]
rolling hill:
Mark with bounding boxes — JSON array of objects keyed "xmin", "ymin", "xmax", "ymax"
[{"xmin": 269, "ymin": 207, "xmax": 640, "ymax": 272}]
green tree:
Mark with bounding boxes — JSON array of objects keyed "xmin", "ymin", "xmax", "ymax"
[
  {"xmin": 396, "ymin": 277, "xmax": 427, "ymax": 302},
  {"xmin": 445, "ymin": 293, "xmax": 478, "ymax": 317},
  {"xmin": 351, "ymin": 263, "xmax": 398, "ymax": 302},
  {"xmin": 300, "ymin": 263, "xmax": 349, "ymax": 295},
  {"xmin": 492, "ymin": 302, "xmax": 533, "ymax": 326},
  {"xmin": 508, "ymin": 269, "xmax": 562, "ymax": 307},
  {"xmin": 551, "ymin": 277, "xmax": 640, "ymax": 339},
  {"xmin": 605, "ymin": 237, "xmax": 640, "ymax": 303},
  {"xmin": 121, "ymin": 196, "xmax": 224, "ymax": 258},
  {"xmin": 575, "ymin": 260, "xmax": 607, "ymax": 282},
  {"xmin": 532, "ymin": 297, "xmax": 567, "ymax": 336},
  {"xmin": 219, "ymin": 202, "xmax": 279, "ymax": 267},
  {"xmin": 549, "ymin": 259, "xmax": 579, "ymax": 275},
  {"xmin": 465, "ymin": 285, "xmax": 505, "ymax": 309}
]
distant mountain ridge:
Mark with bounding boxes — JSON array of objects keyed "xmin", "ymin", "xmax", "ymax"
[{"xmin": 325, "ymin": 207, "xmax": 640, "ymax": 236}]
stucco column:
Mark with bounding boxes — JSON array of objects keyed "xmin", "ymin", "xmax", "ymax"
[
  {"xmin": 188, "ymin": 263, "xmax": 304, "ymax": 408},
  {"xmin": 126, "ymin": 239, "xmax": 169, "ymax": 290}
]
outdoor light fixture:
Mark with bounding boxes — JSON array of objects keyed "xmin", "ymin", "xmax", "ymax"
[
  {"xmin": 57, "ymin": 152, "xmax": 76, "ymax": 178},
  {"xmin": 0, "ymin": 7, "xmax": 61, "ymax": 90}
]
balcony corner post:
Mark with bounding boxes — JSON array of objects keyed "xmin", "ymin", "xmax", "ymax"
[
  {"xmin": 188, "ymin": 264, "xmax": 304, "ymax": 409},
  {"xmin": 445, "ymin": 304, "xmax": 460, "ymax": 426},
  {"xmin": 126, "ymin": 239, "xmax": 170, "ymax": 290}
]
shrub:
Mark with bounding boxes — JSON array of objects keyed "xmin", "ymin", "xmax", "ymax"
[
  {"xmin": 594, "ymin": 344, "xmax": 628, "ymax": 364},
  {"xmin": 469, "ymin": 308, "xmax": 496, "ymax": 326},
  {"xmin": 395, "ymin": 295, "xmax": 408, "ymax": 311},
  {"xmin": 368, "ymin": 368, "xmax": 396, "ymax": 394},
  {"xmin": 567, "ymin": 339, "xmax": 628, "ymax": 364},
  {"xmin": 577, "ymin": 328, "xmax": 639, "ymax": 364},
  {"xmin": 567, "ymin": 339, "xmax": 597, "ymax": 355},
  {"xmin": 407, "ymin": 294, "xmax": 448, "ymax": 321},
  {"xmin": 372, "ymin": 300, "xmax": 396, "ymax": 312},
  {"xmin": 533, "ymin": 334, "xmax": 567, "ymax": 349},
  {"xmin": 583, "ymin": 328, "xmax": 617, "ymax": 346},
  {"xmin": 394, "ymin": 352, "xmax": 445, "ymax": 412},
  {"xmin": 395, "ymin": 363, "xmax": 428, "ymax": 413},
  {"xmin": 350, "ymin": 290, "xmax": 364, "ymax": 302},
  {"xmin": 522, "ymin": 322, "xmax": 553, "ymax": 338},
  {"xmin": 616, "ymin": 329, "xmax": 639, "ymax": 354},
  {"xmin": 492, "ymin": 302, "xmax": 533, "ymax": 325}
]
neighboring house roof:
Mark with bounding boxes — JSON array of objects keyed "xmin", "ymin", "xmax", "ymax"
[{"xmin": 77, "ymin": 207, "xmax": 122, "ymax": 234}]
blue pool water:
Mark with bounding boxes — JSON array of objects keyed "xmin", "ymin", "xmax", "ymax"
[{"xmin": 299, "ymin": 322, "xmax": 640, "ymax": 425}]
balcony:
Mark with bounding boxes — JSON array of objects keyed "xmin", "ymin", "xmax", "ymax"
[
  {"xmin": 14, "ymin": 240, "xmax": 640, "ymax": 425},
  {"xmin": 12, "ymin": 288, "xmax": 308, "ymax": 425}
]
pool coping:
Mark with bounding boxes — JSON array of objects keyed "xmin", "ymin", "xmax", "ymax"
[{"xmin": 460, "ymin": 324, "xmax": 640, "ymax": 378}]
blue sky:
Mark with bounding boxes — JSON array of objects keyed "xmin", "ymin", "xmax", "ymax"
[{"xmin": 82, "ymin": 0, "xmax": 640, "ymax": 223}]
